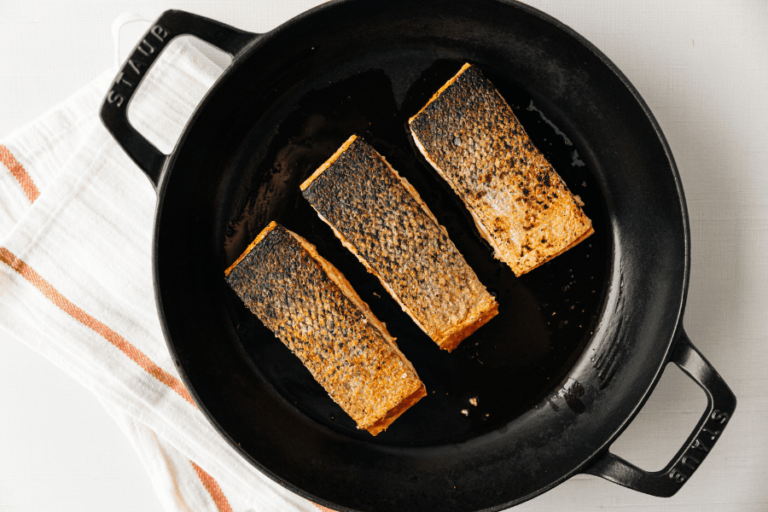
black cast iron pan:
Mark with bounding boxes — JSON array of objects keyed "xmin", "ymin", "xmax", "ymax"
[{"xmin": 99, "ymin": 2, "xmax": 737, "ymax": 510}]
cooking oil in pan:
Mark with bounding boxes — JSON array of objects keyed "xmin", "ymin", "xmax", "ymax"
[{"xmin": 223, "ymin": 60, "xmax": 610, "ymax": 446}]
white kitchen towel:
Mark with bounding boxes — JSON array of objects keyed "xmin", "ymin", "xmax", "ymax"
[{"xmin": 0, "ymin": 34, "xmax": 328, "ymax": 512}]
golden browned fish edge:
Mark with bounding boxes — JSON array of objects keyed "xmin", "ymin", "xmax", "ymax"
[
  {"xmin": 301, "ymin": 136, "xmax": 498, "ymax": 352},
  {"xmin": 409, "ymin": 63, "xmax": 593, "ymax": 277},
  {"xmin": 225, "ymin": 221, "xmax": 426, "ymax": 435}
]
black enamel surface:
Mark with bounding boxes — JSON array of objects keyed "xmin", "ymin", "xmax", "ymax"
[
  {"xmin": 98, "ymin": 1, "xmax": 735, "ymax": 510},
  {"xmin": 220, "ymin": 62, "xmax": 610, "ymax": 447}
]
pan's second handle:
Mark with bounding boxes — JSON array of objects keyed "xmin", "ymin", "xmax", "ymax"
[
  {"xmin": 99, "ymin": 10, "xmax": 260, "ymax": 187},
  {"xmin": 584, "ymin": 330, "xmax": 736, "ymax": 497}
]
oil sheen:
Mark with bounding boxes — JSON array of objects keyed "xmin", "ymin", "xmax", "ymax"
[{"xmin": 223, "ymin": 60, "xmax": 611, "ymax": 446}]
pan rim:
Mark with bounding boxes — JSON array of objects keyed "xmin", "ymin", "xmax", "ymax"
[{"xmin": 153, "ymin": 0, "xmax": 691, "ymax": 509}]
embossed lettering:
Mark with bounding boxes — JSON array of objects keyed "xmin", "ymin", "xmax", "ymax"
[
  {"xmin": 106, "ymin": 90, "xmax": 125, "ymax": 107},
  {"xmin": 691, "ymin": 438, "xmax": 710, "ymax": 453},
  {"xmin": 151, "ymin": 25, "xmax": 169, "ymax": 42},
  {"xmin": 668, "ymin": 469, "xmax": 686, "ymax": 483},
  {"xmin": 113, "ymin": 72, "xmax": 133, "ymax": 88},
  {"xmin": 664, "ymin": 408, "xmax": 731, "ymax": 486},
  {"xmin": 681, "ymin": 455, "xmax": 700, "ymax": 470},
  {"xmin": 137, "ymin": 39, "xmax": 156, "ymax": 57},
  {"xmin": 711, "ymin": 409, "xmax": 730, "ymax": 425},
  {"xmin": 127, "ymin": 59, "xmax": 147, "ymax": 75}
]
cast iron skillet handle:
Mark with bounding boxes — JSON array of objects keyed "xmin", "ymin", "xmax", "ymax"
[
  {"xmin": 584, "ymin": 329, "xmax": 736, "ymax": 497},
  {"xmin": 99, "ymin": 10, "xmax": 259, "ymax": 188}
]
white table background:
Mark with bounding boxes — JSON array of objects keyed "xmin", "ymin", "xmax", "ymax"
[{"xmin": 1, "ymin": 1, "xmax": 766, "ymax": 511}]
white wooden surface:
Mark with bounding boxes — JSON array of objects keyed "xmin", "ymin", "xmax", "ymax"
[{"xmin": 0, "ymin": 1, "xmax": 766, "ymax": 510}]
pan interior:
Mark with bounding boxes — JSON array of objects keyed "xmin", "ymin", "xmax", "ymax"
[
  {"xmin": 155, "ymin": 2, "xmax": 688, "ymax": 509},
  {"xmin": 219, "ymin": 57, "xmax": 611, "ymax": 447}
]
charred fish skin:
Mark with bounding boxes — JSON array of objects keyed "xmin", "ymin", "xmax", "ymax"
[
  {"xmin": 409, "ymin": 64, "xmax": 594, "ymax": 277},
  {"xmin": 225, "ymin": 222, "xmax": 425, "ymax": 435},
  {"xmin": 301, "ymin": 136, "xmax": 498, "ymax": 352}
]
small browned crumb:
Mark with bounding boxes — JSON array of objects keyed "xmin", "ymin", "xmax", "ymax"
[
  {"xmin": 461, "ymin": 409, "xmax": 469, "ymax": 416},
  {"xmin": 469, "ymin": 397, "xmax": 478, "ymax": 407}
]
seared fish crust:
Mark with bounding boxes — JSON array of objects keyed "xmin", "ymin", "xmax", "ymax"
[
  {"xmin": 301, "ymin": 136, "xmax": 498, "ymax": 352},
  {"xmin": 409, "ymin": 63, "xmax": 594, "ymax": 276},
  {"xmin": 225, "ymin": 222, "xmax": 426, "ymax": 435}
]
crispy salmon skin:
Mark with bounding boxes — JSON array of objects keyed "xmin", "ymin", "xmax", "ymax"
[
  {"xmin": 225, "ymin": 222, "xmax": 426, "ymax": 435},
  {"xmin": 409, "ymin": 63, "xmax": 593, "ymax": 276},
  {"xmin": 301, "ymin": 136, "xmax": 498, "ymax": 352}
]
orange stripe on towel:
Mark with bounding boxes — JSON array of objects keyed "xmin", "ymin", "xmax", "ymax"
[
  {"xmin": 0, "ymin": 247, "xmax": 196, "ymax": 406},
  {"xmin": 0, "ymin": 145, "xmax": 40, "ymax": 203},
  {"xmin": 190, "ymin": 461, "xmax": 234, "ymax": 512}
]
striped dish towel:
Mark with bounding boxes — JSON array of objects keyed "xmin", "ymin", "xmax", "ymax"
[{"xmin": 0, "ymin": 33, "xmax": 333, "ymax": 512}]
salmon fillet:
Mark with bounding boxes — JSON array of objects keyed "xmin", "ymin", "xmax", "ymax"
[
  {"xmin": 301, "ymin": 136, "xmax": 498, "ymax": 352},
  {"xmin": 409, "ymin": 63, "xmax": 594, "ymax": 277},
  {"xmin": 225, "ymin": 221, "xmax": 426, "ymax": 435}
]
